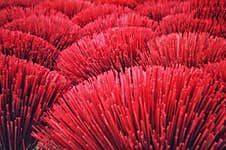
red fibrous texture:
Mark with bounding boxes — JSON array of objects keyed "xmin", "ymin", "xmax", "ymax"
[
  {"xmin": 158, "ymin": 14, "xmax": 225, "ymax": 37},
  {"xmin": 0, "ymin": 6, "xmax": 69, "ymax": 27},
  {"xmin": 0, "ymin": 55, "xmax": 70, "ymax": 150},
  {"xmin": 37, "ymin": 0, "xmax": 93, "ymax": 18},
  {"xmin": 0, "ymin": 29, "xmax": 59, "ymax": 69},
  {"xmin": 0, "ymin": 0, "xmax": 225, "ymax": 149},
  {"xmin": 0, "ymin": 7, "xmax": 33, "ymax": 27},
  {"xmin": 191, "ymin": 6, "xmax": 226, "ymax": 22},
  {"xmin": 93, "ymin": 0, "xmax": 138, "ymax": 8},
  {"xmin": 3, "ymin": 15, "xmax": 82, "ymax": 50},
  {"xmin": 139, "ymin": 32, "xmax": 226, "ymax": 68},
  {"xmin": 83, "ymin": 13, "xmax": 158, "ymax": 36},
  {"xmin": 135, "ymin": 1, "xmax": 194, "ymax": 21},
  {"xmin": 0, "ymin": 0, "xmax": 42, "ymax": 9},
  {"xmin": 204, "ymin": 59, "xmax": 226, "ymax": 82},
  {"xmin": 190, "ymin": 0, "xmax": 225, "ymax": 8},
  {"xmin": 57, "ymin": 27, "xmax": 155, "ymax": 84},
  {"xmin": 32, "ymin": 66, "xmax": 225, "ymax": 149},
  {"xmin": 72, "ymin": 4, "xmax": 132, "ymax": 27}
]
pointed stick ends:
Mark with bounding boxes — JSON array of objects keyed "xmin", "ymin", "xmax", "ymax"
[
  {"xmin": 0, "ymin": 55, "xmax": 70, "ymax": 149},
  {"xmin": 33, "ymin": 66, "xmax": 225, "ymax": 149},
  {"xmin": 0, "ymin": 29, "xmax": 59, "ymax": 70}
]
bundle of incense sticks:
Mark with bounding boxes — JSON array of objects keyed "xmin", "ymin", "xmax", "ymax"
[{"xmin": 0, "ymin": 0, "xmax": 225, "ymax": 149}]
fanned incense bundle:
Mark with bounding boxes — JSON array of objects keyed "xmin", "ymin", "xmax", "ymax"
[{"xmin": 0, "ymin": 0, "xmax": 225, "ymax": 149}]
